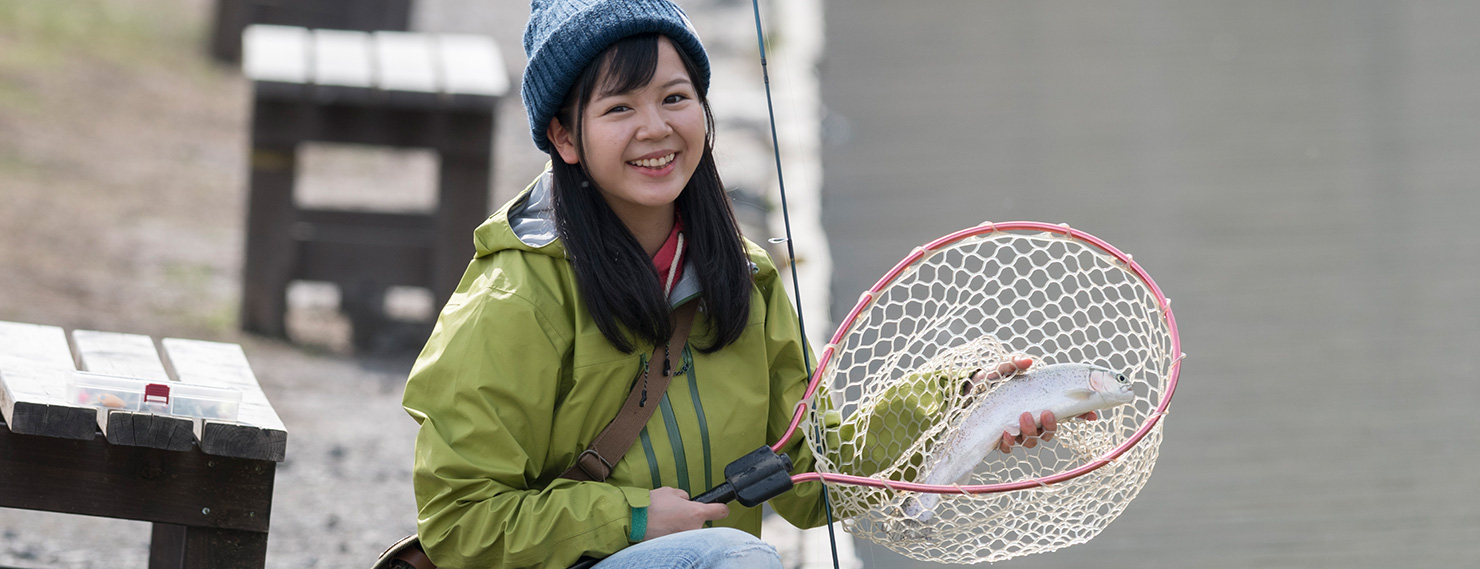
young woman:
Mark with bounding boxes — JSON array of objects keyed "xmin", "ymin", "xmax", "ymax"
[{"xmin": 402, "ymin": 1, "xmax": 1065, "ymax": 567}]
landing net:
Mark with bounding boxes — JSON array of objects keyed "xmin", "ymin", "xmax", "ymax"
[{"xmin": 801, "ymin": 222, "xmax": 1180, "ymax": 564}]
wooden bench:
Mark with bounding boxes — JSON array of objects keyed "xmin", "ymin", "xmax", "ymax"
[
  {"xmin": 0, "ymin": 321, "xmax": 286, "ymax": 569},
  {"xmin": 239, "ymin": 25, "xmax": 509, "ymax": 349}
]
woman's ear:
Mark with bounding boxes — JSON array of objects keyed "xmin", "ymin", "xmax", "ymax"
[{"xmin": 547, "ymin": 118, "xmax": 581, "ymax": 165}]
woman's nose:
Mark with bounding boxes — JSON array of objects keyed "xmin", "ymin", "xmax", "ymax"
[{"xmin": 634, "ymin": 106, "xmax": 674, "ymax": 140}]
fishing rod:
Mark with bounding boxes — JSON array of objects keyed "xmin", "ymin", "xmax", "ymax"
[{"xmin": 733, "ymin": 1, "xmax": 845, "ymax": 567}]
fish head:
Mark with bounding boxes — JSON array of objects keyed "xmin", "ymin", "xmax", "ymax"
[{"xmin": 1087, "ymin": 366, "xmax": 1136, "ymax": 404}]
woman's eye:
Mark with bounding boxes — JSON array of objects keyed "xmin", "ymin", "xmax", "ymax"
[
  {"xmin": 603, "ymin": 104, "xmax": 631, "ymax": 115},
  {"xmin": 664, "ymin": 94, "xmax": 688, "ymax": 104}
]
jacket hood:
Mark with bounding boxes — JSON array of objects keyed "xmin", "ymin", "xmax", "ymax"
[{"xmin": 474, "ymin": 170, "xmax": 565, "ymax": 260}]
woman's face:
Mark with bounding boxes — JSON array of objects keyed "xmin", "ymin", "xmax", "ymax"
[{"xmin": 550, "ymin": 36, "xmax": 707, "ymax": 227}]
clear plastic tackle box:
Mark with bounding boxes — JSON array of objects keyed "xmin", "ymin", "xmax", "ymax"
[{"xmin": 67, "ymin": 371, "xmax": 242, "ymax": 422}]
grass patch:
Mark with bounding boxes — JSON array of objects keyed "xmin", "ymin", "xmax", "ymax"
[{"xmin": 0, "ymin": 0, "xmax": 206, "ymax": 68}]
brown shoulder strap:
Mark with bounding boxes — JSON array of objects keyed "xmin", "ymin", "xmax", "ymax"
[{"xmin": 561, "ymin": 301, "xmax": 699, "ymax": 482}]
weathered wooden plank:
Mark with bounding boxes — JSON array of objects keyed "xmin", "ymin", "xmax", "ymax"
[
  {"xmin": 242, "ymin": 25, "xmax": 309, "ymax": 84},
  {"xmin": 313, "ymin": 29, "xmax": 374, "ymax": 88},
  {"xmin": 374, "ymin": 31, "xmax": 438, "ymax": 93},
  {"xmin": 239, "ymin": 139, "xmax": 299, "ymax": 338},
  {"xmin": 435, "ymin": 154, "xmax": 493, "ymax": 303},
  {"xmin": 0, "ymin": 321, "xmax": 75, "ymax": 370},
  {"xmin": 0, "ymin": 426, "xmax": 273, "ymax": 532},
  {"xmin": 0, "ymin": 321, "xmax": 94, "ymax": 440},
  {"xmin": 210, "ymin": 0, "xmax": 413, "ymax": 63},
  {"xmin": 104, "ymin": 411, "xmax": 197, "ymax": 452},
  {"xmin": 72, "ymin": 330, "xmax": 169, "ymax": 381},
  {"xmin": 161, "ymin": 339, "xmax": 287, "ymax": 462},
  {"xmin": 437, "ymin": 34, "xmax": 510, "ymax": 97},
  {"xmin": 149, "ymin": 523, "xmax": 269, "ymax": 569},
  {"xmin": 72, "ymin": 330, "xmax": 195, "ymax": 450}
]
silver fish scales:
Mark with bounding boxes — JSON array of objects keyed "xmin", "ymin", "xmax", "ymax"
[{"xmin": 900, "ymin": 362, "xmax": 1136, "ymax": 521}]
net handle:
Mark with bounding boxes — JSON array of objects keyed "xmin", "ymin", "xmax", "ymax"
[{"xmin": 772, "ymin": 221, "xmax": 1183, "ymax": 495}]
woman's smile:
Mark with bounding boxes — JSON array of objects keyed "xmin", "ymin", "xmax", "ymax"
[{"xmin": 629, "ymin": 152, "xmax": 677, "ymax": 171}]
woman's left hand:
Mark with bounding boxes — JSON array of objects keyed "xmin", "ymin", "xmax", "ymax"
[{"xmin": 963, "ymin": 355, "xmax": 1034, "ymax": 396}]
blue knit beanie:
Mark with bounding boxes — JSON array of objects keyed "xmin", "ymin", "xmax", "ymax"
[{"xmin": 523, "ymin": 0, "xmax": 711, "ymax": 153}]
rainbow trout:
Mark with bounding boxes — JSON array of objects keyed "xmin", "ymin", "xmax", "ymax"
[{"xmin": 900, "ymin": 363, "xmax": 1135, "ymax": 521}]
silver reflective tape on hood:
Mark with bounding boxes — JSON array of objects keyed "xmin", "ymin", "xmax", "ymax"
[
  {"xmin": 509, "ymin": 171, "xmax": 558, "ymax": 248},
  {"xmin": 669, "ymin": 260, "xmax": 702, "ymax": 308}
]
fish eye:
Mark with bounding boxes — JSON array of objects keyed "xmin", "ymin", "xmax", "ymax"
[{"xmin": 1116, "ymin": 373, "xmax": 1128, "ymax": 384}]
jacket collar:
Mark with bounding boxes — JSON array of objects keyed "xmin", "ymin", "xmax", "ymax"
[{"xmin": 510, "ymin": 170, "xmax": 703, "ymax": 308}]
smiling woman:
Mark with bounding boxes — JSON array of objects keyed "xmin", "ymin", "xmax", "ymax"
[{"xmin": 399, "ymin": 2, "xmax": 829, "ymax": 568}]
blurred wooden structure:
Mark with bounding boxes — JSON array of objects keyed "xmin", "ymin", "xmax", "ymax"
[
  {"xmin": 0, "ymin": 320, "xmax": 286, "ymax": 568},
  {"xmin": 239, "ymin": 25, "xmax": 508, "ymax": 349},
  {"xmin": 210, "ymin": 0, "xmax": 414, "ymax": 63}
]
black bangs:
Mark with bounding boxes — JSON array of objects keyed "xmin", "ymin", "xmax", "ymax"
[{"xmin": 594, "ymin": 33, "xmax": 661, "ymax": 98}]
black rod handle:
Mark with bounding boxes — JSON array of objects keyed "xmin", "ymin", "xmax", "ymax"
[{"xmin": 691, "ymin": 482, "xmax": 737, "ymax": 504}]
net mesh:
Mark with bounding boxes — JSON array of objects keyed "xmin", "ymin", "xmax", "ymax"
[{"xmin": 804, "ymin": 226, "xmax": 1176, "ymax": 564}]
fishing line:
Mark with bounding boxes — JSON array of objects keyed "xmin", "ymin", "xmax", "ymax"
[{"xmin": 746, "ymin": 1, "xmax": 844, "ymax": 567}]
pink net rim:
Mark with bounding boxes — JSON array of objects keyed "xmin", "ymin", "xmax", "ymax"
[{"xmin": 775, "ymin": 221, "xmax": 1182, "ymax": 495}]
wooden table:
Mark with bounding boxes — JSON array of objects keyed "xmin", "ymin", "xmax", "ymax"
[
  {"xmin": 238, "ymin": 25, "xmax": 508, "ymax": 349},
  {"xmin": 0, "ymin": 321, "xmax": 286, "ymax": 569}
]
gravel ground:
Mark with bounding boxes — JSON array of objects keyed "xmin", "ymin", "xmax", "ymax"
[{"xmin": 0, "ymin": 1, "xmax": 838, "ymax": 567}]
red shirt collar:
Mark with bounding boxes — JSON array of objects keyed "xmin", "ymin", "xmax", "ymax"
[{"xmin": 651, "ymin": 216, "xmax": 686, "ymax": 295}]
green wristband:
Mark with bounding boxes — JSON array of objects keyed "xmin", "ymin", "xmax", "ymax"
[{"xmin": 629, "ymin": 506, "xmax": 648, "ymax": 542}]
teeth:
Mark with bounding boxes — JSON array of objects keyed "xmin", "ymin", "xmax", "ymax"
[{"xmin": 630, "ymin": 153, "xmax": 675, "ymax": 168}]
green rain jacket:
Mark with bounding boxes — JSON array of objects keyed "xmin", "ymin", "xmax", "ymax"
[{"xmin": 403, "ymin": 173, "xmax": 834, "ymax": 569}]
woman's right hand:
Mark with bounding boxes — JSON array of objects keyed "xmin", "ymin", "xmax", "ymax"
[
  {"xmin": 643, "ymin": 487, "xmax": 730, "ymax": 540},
  {"xmin": 967, "ymin": 357, "xmax": 1098, "ymax": 453}
]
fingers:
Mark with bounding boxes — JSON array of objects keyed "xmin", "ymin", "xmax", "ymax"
[
  {"xmin": 645, "ymin": 487, "xmax": 730, "ymax": 540},
  {"xmin": 1017, "ymin": 412, "xmax": 1039, "ymax": 449},
  {"xmin": 1079, "ymin": 411, "xmax": 1098, "ymax": 421},
  {"xmin": 653, "ymin": 487, "xmax": 689, "ymax": 500},
  {"xmin": 699, "ymin": 502, "xmax": 731, "ymax": 521},
  {"xmin": 998, "ymin": 410, "xmax": 1062, "ymax": 453},
  {"xmin": 983, "ymin": 356, "xmax": 1035, "ymax": 381},
  {"xmin": 665, "ymin": 487, "xmax": 728, "ymax": 520},
  {"xmin": 964, "ymin": 368, "xmax": 986, "ymax": 396}
]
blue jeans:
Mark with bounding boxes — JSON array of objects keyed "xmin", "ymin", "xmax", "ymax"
[{"xmin": 591, "ymin": 527, "xmax": 782, "ymax": 569}]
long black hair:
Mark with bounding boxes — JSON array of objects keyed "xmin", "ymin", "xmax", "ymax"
[{"xmin": 550, "ymin": 33, "xmax": 751, "ymax": 354}]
